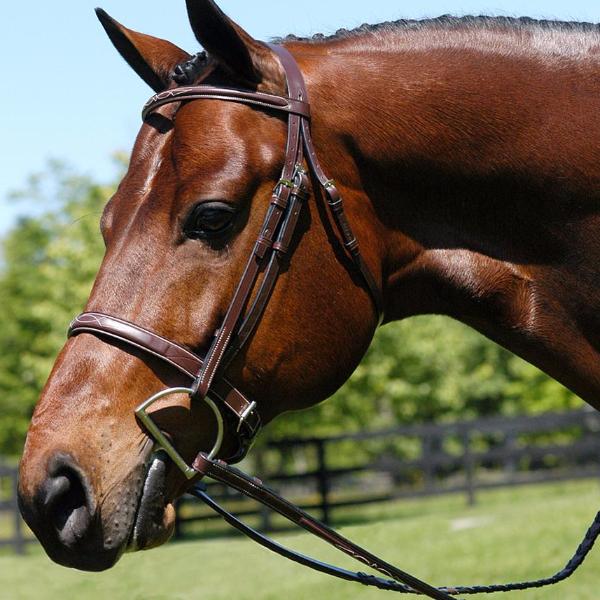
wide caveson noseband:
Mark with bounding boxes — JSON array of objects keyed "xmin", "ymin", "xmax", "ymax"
[{"xmin": 69, "ymin": 43, "xmax": 383, "ymax": 469}]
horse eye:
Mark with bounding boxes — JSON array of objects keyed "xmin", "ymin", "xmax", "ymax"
[{"xmin": 183, "ymin": 201, "xmax": 237, "ymax": 240}]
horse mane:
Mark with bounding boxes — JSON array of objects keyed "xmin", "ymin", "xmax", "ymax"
[{"xmin": 274, "ymin": 15, "xmax": 600, "ymax": 45}]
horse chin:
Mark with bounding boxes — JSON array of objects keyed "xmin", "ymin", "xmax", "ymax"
[{"xmin": 127, "ymin": 452, "xmax": 176, "ymax": 552}]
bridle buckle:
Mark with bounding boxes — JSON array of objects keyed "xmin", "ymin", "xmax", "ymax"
[
  {"xmin": 275, "ymin": 177, "xmax": 294, "ymax": 192},
  {"xmin": 236, "ymin": 400, "xmax": 258, "ymax": 434}
]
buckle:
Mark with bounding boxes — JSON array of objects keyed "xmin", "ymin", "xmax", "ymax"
[
  {"xmin": 294, "ymin": 164, "xmax": 307, "ymax": 176},
  {"xmin": 328, "ymin": 197, "xmax": 343, "ymax": 213},
  {"xmin": 236, "ymin": 401, "xmax": 258, "ymax": 434},
  {"xmin": 275, "ymin": 178, "xmax": 294, "ymax": 192}
]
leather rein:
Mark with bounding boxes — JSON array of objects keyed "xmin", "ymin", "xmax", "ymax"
[{"xmin": 68, "ymin": 44, "xmax": 600, "ymax": 598}]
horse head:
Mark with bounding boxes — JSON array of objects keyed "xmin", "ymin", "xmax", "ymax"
[{"xmin": 18, "ymin": 0, "xmax": 381, "ymax": 571}]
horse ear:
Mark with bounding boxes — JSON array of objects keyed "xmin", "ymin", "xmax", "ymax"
[
  {"xmin": 95, "ymin": 8, "xmax": 190, "ymax": 92},
  {"xmin": 185, "ymin": 0, "xmax": 283, "ymax": 89}
]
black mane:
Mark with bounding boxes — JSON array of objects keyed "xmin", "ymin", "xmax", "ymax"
[{"xmin": 274, "ymin": 15, "xmax": 600, "ymax": 44}]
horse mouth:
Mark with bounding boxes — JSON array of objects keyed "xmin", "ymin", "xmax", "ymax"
[{"xmin": 127, "ymin": 451, "xmax": 176, "ymax": 552}]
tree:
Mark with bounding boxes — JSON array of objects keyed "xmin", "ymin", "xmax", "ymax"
[{"xmin": 0, "ymin": 163, "xmax": 110, "ymax": 454}]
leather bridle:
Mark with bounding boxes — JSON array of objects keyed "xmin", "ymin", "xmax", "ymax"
[
  {"xmin": 69, "ymin": 43, "xmax": 382, "ymax": 468},
  {"xmin": 67, "ymin": 44, "xmax": 600, "ymax": 599}
]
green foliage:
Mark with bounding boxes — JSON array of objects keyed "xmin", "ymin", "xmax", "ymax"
[
  {"xmin": 0, "ymin": 161, "xmax": 581, "ymax": 456},
  {"xmin": 0, "ymin": 163, "xmax": 110, "ymax": 454}
]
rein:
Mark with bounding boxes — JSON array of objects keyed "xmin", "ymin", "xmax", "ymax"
[
  {"xmin": 188, "ymin": 455, "xmax": 600, "ymax": 597},
  {"xmin": 67, "ymin": 43, "xmax": 600, "ymax": 598}
]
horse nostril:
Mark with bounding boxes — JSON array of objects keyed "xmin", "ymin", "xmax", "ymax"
[{"xmin": 42, "ymin": 458, "xmax": 93, "ymax": 548}]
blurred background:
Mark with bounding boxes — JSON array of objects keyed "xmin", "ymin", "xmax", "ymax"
[{"xmin": 2, "ymin": 2, "xmax": 600, "ymax": 599}]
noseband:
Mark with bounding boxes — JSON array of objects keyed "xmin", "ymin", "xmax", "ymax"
[{"xmin": 68, "ymin": 44, "xmax": 383, "ymax": 469}]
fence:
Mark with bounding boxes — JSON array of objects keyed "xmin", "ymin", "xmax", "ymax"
[
  {"xmin": 3, "ymin": 409, "xmax": 600, "ymax": 551},
  {"xmin": 175, "ymin": 408, "xmax": 600, "ymax": 537},
  {"xmin": 0, "ymin": 462, "xmax": 33, "ymax": 555}
]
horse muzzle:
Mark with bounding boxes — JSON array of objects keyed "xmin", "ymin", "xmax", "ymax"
[
  {"xmin": 18, "ymin": 453, "xmax": 125, "ymax": 571},
  {"xmin": 18, "ymin": 446, "xmax": 177, "ymax": 571}
]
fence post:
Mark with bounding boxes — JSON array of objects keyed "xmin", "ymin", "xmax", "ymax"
[
  {"xmin": 315, "ymin": 440, "xmax": 331, "ymax": 525},
  {"xmin": 11, "ymin": 468, "xmax": 25, "ymax": 555},
  {"xmin": 173, "ymin": 497, "xmax": 184, "ymax": 539},
  {"xmin": 421, "ymin": 433, "xmax": 434, "ymax": 493},
  {"xmin": 462, "ymin": 429, "xmax": 476, "ymax": 506},
  {"xmin": 254, "ymin": 448, "xmax": 272, "ymax": 531},
  {"xmin": 504, "ymin": 431, "xmax": 517, "ymax": 482}
]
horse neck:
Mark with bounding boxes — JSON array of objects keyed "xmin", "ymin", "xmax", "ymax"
[
  {"xmin": 294, "ymin": 28, "xmax": 600, "ymax": 406},
  {"xmin": 297, "ymin": 33, "xmax": 533, "ymax": 314}
]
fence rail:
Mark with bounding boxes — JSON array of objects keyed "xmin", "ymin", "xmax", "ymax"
[
  {"xmin": 175, "ymin": 408, "xmax": 600, "ymax": 537},
  {"xmin": 3, "ymin": 409, "xmax": 600, "ymax": 552}
]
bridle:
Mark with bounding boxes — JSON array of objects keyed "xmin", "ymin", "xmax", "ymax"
[
  {"xmin": 69, "ymin": 43, "xmax": 382, "ymax": 470},
  {"xmin": 67, "ymin": 44, "xmax": 600, "ymax": 599}
]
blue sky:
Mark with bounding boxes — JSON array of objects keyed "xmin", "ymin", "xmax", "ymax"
[{"xmin": 2, "ymin": 0, "xmax": 600, "ymax": 235}]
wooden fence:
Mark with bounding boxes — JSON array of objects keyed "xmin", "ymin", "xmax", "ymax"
[
  {"xmin": 0, "ymin": 462, "xmax": 33, "ymax": 555},
  {"xmin": 3, "ymin": 409, "xmax": 600, "ymax": 551},
  {"xmin": 175, "ymin": 408, "xmax": 600, "ymax": 537}
]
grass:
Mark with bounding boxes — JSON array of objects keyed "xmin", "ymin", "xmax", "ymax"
[{"xmin": 2, "ymin": 479, "xmax": 600, "ymax": 599}]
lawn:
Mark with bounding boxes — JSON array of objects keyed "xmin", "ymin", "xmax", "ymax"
[{"xmin": 2, "ymin": 480, "xmax": 600, "ymax": 599}]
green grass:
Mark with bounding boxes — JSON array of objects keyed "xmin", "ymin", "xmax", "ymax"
[{"xmin": 2, "ymin": 480, "xmax": 600, "ymax": 599}]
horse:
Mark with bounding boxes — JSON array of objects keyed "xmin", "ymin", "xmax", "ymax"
[{"xmin": 17, "ymin": 0, "xmax": 600, "ymax": 576}]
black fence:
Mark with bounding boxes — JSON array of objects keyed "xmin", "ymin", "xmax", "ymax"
[
  {"xmin": 175, "ymin": 408, "xmax": 600, "ymax": 537},
  {"xmin": 3, "ymin": 409, "xmax": 600, "ymax": 552},
  {"xmin": 0, "ymin": 462, "xmax": 33, "ymax": 555}
]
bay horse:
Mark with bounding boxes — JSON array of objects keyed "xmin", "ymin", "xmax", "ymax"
[{"xmin": 18, "ymin": 0, "xmax": 600, "ymax": 578}]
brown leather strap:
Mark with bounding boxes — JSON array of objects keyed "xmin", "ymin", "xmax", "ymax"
[
  {"xmin": 142, "ymin": 86, "xmax": 310, "ymax": 120},
  {"xmin": 189, "ymin": 44, "xmax": 316, "ymax": 400},
  {"xmin": 192, "ymin": 453, "xmax": 456, "ymax": 599},
  {"xmin": 191, "ymin": 45, "xmax": 381, "ymax": 401},
  {"xmin": 190, "ymin": 449, "xmax": 600, "ymax": 597},
  {"xmin": 267, "ymin": 44, "xmax": 384, "ymax": 321},
  {"xmin": 266, "ymin": 44, "xmax": 307, "ymax": 102},
  {"xmin": 271, "ymin": 44, "xmax": 384, "ymax": 322},
  {"xmin": 68, "ymin": 313, "xmax": 260, "ymax": 462},
  {"xmin": 189, "ymin": 485, "xmax": 423, "ymax": 594},
  {"xmin": 191, "ymin": 111, "xmax": 305, "ymax": 401},
  {"xmin": 223, "ymin": 168, "xmax": 310, "ymax": 365},
  {"xmin": 300, "ymin": 118, "xmax": 385, "ymax": 322}
]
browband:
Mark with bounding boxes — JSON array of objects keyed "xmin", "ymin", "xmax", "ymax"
[{"xmin": 142, "ymin": 86, "xmax": 311, "ymax": 121}]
